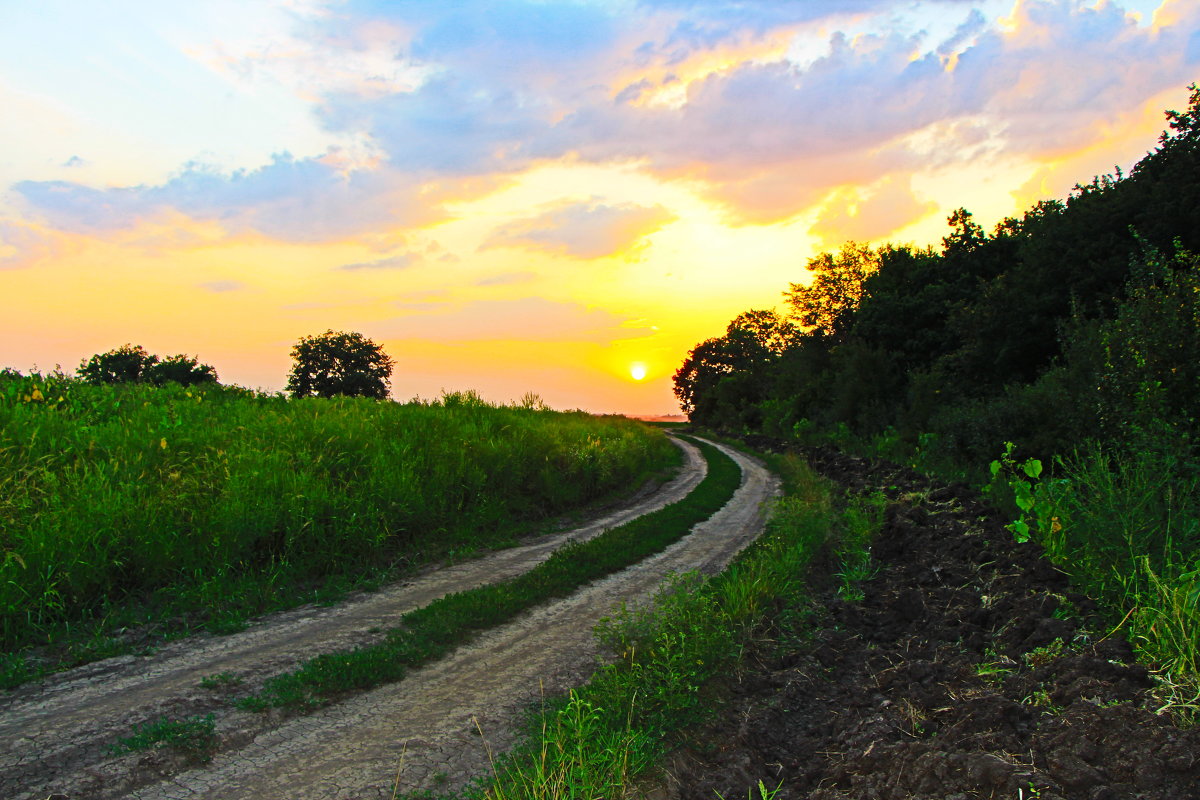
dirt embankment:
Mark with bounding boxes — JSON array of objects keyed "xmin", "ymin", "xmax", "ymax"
[
  {"xmin": 3, "ymin": 437, "xmax": 780, "ymax": 800},
  {"xmin": 658, "ymin": 444, "xmax": 1200, "ymax": 800}
]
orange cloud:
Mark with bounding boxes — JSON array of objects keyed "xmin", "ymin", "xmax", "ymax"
[
  {"xmin": 484, "ymin": 199, "xmax": 675, "ymax": 259},
  {"xmin": 810, "ymin": 175, "xmax": 938, "ymax": 245}
]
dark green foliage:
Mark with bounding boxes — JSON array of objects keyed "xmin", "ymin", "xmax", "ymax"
[
  {"xmin": 77, "ymin": 343, "xmax": 156, "ymax": 384},
  {"xmin": 286, "ymin": 329, "xmax": 394, "ymax": 399},
  {"xmin": 77, "ymin": 344, "xmax": 218, "ymax": 387},
  {"xmin": 673, "ymin": 310, "xmax": 795, "ymax": 428},
  {"xmin": 144, "ymin": 354, "xmax": 219, "ymax": 386},
  {"xmin": 673, "ymin": 84, "xmax": 1200, "ymax": 708},
  {"xmin": 676, "ymin": 83, "xmax": 1200, "ymax": 464}
]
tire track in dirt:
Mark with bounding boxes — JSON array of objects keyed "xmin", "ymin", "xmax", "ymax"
[
  {"xmin": 122, "ymin": 439, "xmax": 778, "ymax": 799},
  {"xmin": 2, "ymin": 437, "xmax": 710, "ymax": 800}
]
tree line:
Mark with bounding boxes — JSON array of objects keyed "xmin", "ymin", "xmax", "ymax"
[
  {"xmin": 73, "ymin": 330, "xmax": 395, "ymax": 399},
  {"xmin": 674, "ymin": 83, "xmax": 1200, "ymax": 470}
]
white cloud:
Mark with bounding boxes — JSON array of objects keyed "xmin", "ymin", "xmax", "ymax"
[
  {"xmin": 199, "ymin": 279, "xmax": 245, "ymax": 292},
  {"xmin": 337, "ymin": 253, "xmax": 414, "ymax": 271},
  {"xmin": 9, "ymin": 0, "xmax": 1198, "ymax": 238},
  {"xmin": 14, "ymin": 154, "xmax": 447, "ymax": 241},
  {"xmin": 486, "ymin": 200, "xmax": 675, "ymax": 259}
]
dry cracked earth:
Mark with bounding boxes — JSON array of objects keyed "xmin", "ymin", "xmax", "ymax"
[{"xmin": 2, "ymin": 436, "xmax": 781, "ymax": 800}]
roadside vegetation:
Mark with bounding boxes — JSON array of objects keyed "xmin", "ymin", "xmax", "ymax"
[
  {"xmin": 671, "ymin": 84, "xmax": 1200, "ymax": 722},
  {"xmin": 467, "ymin": 452, "xmax": 882, "ymax": 800},
  {"xmin": 0, "ymin": 374, "xmax": 678, "ymax": 686},
  {"xmin": 237, "ymin": 436, "xmax": 740, "ymax": 710}
]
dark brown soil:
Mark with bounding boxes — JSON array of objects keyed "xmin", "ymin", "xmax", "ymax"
[{"xmin": 658, "ymin": 444, "xmax": 1200, "ymax": 800}]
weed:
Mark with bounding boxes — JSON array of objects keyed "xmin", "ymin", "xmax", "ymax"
[
  {"xmin": 0, "ymin": 651, "xmax": 38, "ymax": 690},
  {"xmin": 199, "ymin": 671, "xmax": 243, "ymax": 689},
  {"xmin": 833, "ymin": 491, "xmax": 885, "ymax": 603},
  {"xmin": 976, "ymin": 648, "xmax": 1016, "ymax": 683},
  {"xmin": 1023, "ymin": 638, "xmax": 1066, "ymax": 668},
  {"xmin": 1019, "ymin": 444, "xmax": 1200, "ymax": 722},
  {"xmin": 715, "ymin": 779, "xmax": 786, "ymax": 800},
  {"xmin": 108, "ymin": 713, "xmax": 218, "ymax": 762},
  {"xmin": 1050, "ymin": 594, "xmax": 1079, "ymax": 620},
  {"xmin": 987, "ymin": 442, "xmax": 1067, "ymax": 545},
  {"xmin": 1021, "ymin": 686, "xmax": 1062, "ymax": 714},
  {"xmin": 895, "ymin": 697, "xmax": 930, "ymax": 737},
  {"xmin": 1018, "ymin": 782, "xmax": 1043, "ymax": 799}
]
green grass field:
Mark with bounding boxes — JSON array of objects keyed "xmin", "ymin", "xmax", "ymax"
[{"xmin": 0, "ymin": 372, "xmax": 678, "ymax": 675}]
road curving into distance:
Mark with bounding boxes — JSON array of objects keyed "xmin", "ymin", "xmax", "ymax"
[{"xmin": 2, "ymin": 436, "xmax": 779, "ymax": 800}]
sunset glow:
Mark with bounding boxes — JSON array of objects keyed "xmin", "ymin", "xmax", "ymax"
[{"xmin": 2, "ymin": 0, "xmax": 1197, "ymax": 415}]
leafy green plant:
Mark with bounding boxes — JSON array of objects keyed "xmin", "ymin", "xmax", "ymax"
[
  {"xmin": 1023, "ymin": 638, "xmax": 1066, "ymax": 668},
  {"xmin": 1021, "ymin": 686, "xmax": 1062, "ymax": 714},
  {"xmin": 976, "ymin": 648, "xmax": 1015, "ymax": 684},
  {"xmin": 833, "ymin": 491, "xmax": 885, "ymax": 602},
  {"xmin": 715, "ymin": 779, "xmax": 786, "ymax": 800},
  {"xmin": 108, "ymin": 714, "xmax": 218, "ymax": 762},
  {"xmin": 987, "ymin": 442, "xmax": 1067, "ymax": 544},
  {"xmin": 0, "ymin": 651, "xmax": 37, "ymax": 690}
]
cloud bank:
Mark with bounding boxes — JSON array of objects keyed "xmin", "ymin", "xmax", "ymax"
[{"xmin": 9, "ymin": 0, "xmax": 1199, "ymax": 239}]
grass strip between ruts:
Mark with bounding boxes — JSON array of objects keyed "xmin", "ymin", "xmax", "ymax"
[{"xmin": 237, "ymin": 436, "xmax": 741, "ymax": 710}]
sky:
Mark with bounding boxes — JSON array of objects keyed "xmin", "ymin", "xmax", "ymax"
[{"xmin": 2, "ymin": 0, "xmax": 1198, "ymax": 415}]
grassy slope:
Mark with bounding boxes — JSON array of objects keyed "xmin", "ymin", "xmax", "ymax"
[{"xmin": 0, "ymin": 374, "xmax": 678, "ymax": 682}]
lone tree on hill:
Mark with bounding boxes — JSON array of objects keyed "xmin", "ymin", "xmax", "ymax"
[{"xmin": 287, "ymin": 329, "xmax": 394, "ymax": 399}]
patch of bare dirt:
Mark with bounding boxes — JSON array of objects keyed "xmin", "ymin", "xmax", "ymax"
[
  {"xmin": 3, "ymin": 437, "xmax": 780, "ymax": 800},
  {"xmin": 655, "ymin": 444, "xmax": 1200, "ymax": 800}
]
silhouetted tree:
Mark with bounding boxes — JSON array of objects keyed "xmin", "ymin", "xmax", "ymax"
[
  {"xmin": 78, "ymin": 345, "xmax": 219, "ymax": 386},
  {"xmin": 287, "ymin": 330, "xmax": 394, "ymax": 399},
  {"xmin": 673, "ymin": 310, "xmax": 793, "ymax": 426},
  {"xmin": 145, "ymin": 354, "xmax": 219, "ymax": 386},
  {"xmin": 77, "ymin": 344, "xmax": 157, "ymax": 384},
  {"xmin": 783, "ymin": 241, "xmax": 879, "ymax": 338}
]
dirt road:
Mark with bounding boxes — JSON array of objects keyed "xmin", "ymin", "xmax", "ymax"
[{"xmin": 2, "ymin": 437, "xmax": 779, "ymax": 799}]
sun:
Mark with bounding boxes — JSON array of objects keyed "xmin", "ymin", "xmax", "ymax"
[{"xmin": 629, "ymin": 363, "xmax": 648, "ymax": 381}]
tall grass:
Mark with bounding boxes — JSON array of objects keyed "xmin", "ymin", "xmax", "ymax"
[
  {"xmin": 0, "ymin": 372, "xmax": 677, "ymax": 662},
  {"xmin": 240, "ymin": 437, "xmax": 741, "ymax": 710},
  {"xmin": 1013, "ymin": 442, "xmax": 1200, "ymax": 721}
]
